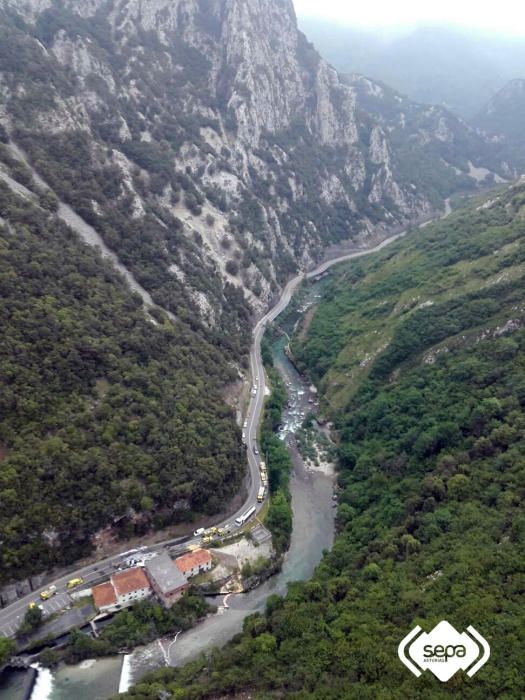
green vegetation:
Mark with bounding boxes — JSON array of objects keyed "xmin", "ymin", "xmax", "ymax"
[
  {"xmin": 260, "ymin": 366, "xmax": 292, "ymax": 555},
  {"xmin": 18, "ymin": 606, "xmax": 44, "ymax": 637},
  {"xmin": 0, "ymin": 637, "xmax": 15, "ymax": 666},
  {"xmin": 296, "ymin": 418, "xmax": 337, "ymax": 467},
  {"xmin": 0, "ymin": 184, "xmax": 243, "ymax": 583},
  {"xmin": 241, "ymin": 556, "xmax": 272, "ymax": 579},
  {"xmin": 293, "ymin": 183, "xmax": 525, "ymax": 406},
  {"xmin": 119, "ymin": 185, "xmax": 525, "ymax": 698},
  {"xmin": 63, "ymin": 593, "xmax": 211, "ymax": 664}
]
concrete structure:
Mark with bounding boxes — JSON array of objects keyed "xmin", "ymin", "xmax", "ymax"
[
  {"xmin": 92, "ymin": 568, "xmax": 152, "ymax": 612},
  {"xmin": 145, "ymin": 553, "xmax": 188, "ymax": 607},
  {"xmin": 175, "ymin": 549, "xmax": 212, "ymax": 579}
]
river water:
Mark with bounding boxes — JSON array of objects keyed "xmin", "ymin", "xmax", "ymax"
[{"xmin": 3, "ymin": 283, "xmax": 335, "ymax": 700}]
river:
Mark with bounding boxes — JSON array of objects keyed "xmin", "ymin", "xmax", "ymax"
[
  {"xmin": 5, "ymin": 287, "xmax": 335, "ymax": 699},
  {"xmin": 0, "ymin": 149, "xmax": 453, "ymax": 697}
]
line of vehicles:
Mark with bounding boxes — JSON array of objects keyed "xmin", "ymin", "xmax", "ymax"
[
  {"xmin": 193, "ymin": 524, "xmax": 232, "ymax": 541},
  {"xmin": 39, "ymin": 577, "xmax": 83, "ymax": 602},
  {"xmin": 258, "ymin": 460, "xmax": 268, "ymax": 502}
]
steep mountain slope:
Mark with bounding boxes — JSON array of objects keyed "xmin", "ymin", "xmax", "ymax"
[
  {"xmin": 294, "ymin": 182, "xmax": 525, "ymax": 406},
  {"xmin": 299, "ymin": 19, "xmax": 525, "ymax": 119},
  {"xmin": 474, "ymin": 79, "xmax": 525, "ymax": 168},
  {"xmin": 123, "ymin": 183, "xmax": 525, "ymax": 698},
  {"xmin": 0, "ymin": 169, "xmax": 243, "ymax": 584},
  {"xmin": 0, "ymin": 0, "xmax": 511, "ymax": 335}
]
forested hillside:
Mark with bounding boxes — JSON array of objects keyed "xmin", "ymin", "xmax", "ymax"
[
  {"xmin": 119, "ymin": 184, "xmax": 525, "ymax": 698},
  {"xmin": 0, "ymin": 182, "xmax": 243, "ymax": 583}
]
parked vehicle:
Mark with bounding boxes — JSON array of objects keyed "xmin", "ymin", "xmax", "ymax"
[
  {"xmin": 67, "ymin": 577, "xmax": 83, "ymax": 589},
  {"xmin": 235, "ymin": 505, "xmax": 256, "ymax": 527},
  {"xmin": 40, "ymin": 585, "xmax": 56, "ymax": 601},
  {"xmin": 29, "ymin": 602, "xmax": 45, "ymax": 612}
]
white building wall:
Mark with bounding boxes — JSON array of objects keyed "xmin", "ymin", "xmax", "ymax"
[{"xmin": 116, "ymin": 586, "xmax": 151, "ymax": 606}]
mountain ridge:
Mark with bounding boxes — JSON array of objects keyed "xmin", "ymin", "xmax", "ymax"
[{"xmin": 0, "ymin": 0, "xmax": 513, "ymax": 330}]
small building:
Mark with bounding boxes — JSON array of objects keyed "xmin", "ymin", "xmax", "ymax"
[
  {"xmin": 175, "ymin": 548, "xmax": 212, "ymax": 579},
  {"xmin": 92, "ymin": 567, "xmax": 152, "ymax": 613},
  {"xmin": 92, "ymin": 581, "xmax": 118, "ymax": 613},
  {"xmin": 112, "ymin": 568, "xmax": 151, "ymax": 607},
  {"xmin": 145, "ymin": 552, "xmax": 189, "ymax": 607}
]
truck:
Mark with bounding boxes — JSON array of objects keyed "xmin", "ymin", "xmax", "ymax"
[
  {"xmin": 40, "ymin": 585, "xmax": 56, "ymax": 601},
  {"xmin": 257, "ymin": 486, "xmax": 266, "ymax": 502},
  {"xmin": 67, "ymin": 577, "xmax": 83, "ymax": 589}
]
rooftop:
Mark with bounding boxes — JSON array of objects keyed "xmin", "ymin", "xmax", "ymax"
[
  {"xmin": 175, "ymin": 548, "xmax": 212, "ymax": 574},
  {"xmin": 92, "ymin": 581, "xmax": 117, "ymax": 609},
  {"xmin": 112, "ymin": 567, "xmax": 151, "ymax": 596},
  {"xmin": 145, "ymin": 552, "xmax": 187, "ymax": 594}
]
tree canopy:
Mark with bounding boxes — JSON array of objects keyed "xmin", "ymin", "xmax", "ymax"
[{"xmin": 0, "ymin": 183, "xmax": 244, "ymax": 583}]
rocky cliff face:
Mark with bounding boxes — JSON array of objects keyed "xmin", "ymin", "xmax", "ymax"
[
  {"xmin": 474, "ymin": 79, "xmax": 525, "ymax": 168},
  {"xmin": 0, "ymin": 0, "xmax": 511, "ymax": 332}
]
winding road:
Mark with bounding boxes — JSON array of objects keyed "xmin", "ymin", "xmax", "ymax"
[{"xmin": 0, "ymin": 146, "xmax": 451, "ymax": 638}]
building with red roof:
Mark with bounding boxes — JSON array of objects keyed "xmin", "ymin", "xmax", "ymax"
[
  {"xmin": 92, "ymin": 581, "xmax": 117, "ymax": 612},
  {"xmin": 112, "ymin": 567, "xmax": 151, "ymax": 606},
  {"xmin": 92, "ymin": 567, "xmax": 152, "ymax": 612},
  {"xmin": 175, "ymin": 548, "xmax": 212, "ymax": 579}
]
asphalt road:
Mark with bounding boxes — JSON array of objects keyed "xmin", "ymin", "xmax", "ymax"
[{"xmin": 0, "ymin": 207, "xmax": 450, "ymax": 639}]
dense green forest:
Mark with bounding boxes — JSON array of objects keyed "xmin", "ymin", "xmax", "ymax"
[
  {"xmin": 118, "ymin": 185, "xmax": 525, "ymax": 698},
  {"xmin": 0, "ymin": 183, "xmax": 244, "ymax": 583}
]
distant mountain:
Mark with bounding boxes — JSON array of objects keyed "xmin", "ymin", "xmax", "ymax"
[
  {"xmin": 298, "ymin": 20, "xmax": 525, "ymax": 119},
  {"xmin": 474, "ymin": 79, "xmax": 525, "ymax": 162}
]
